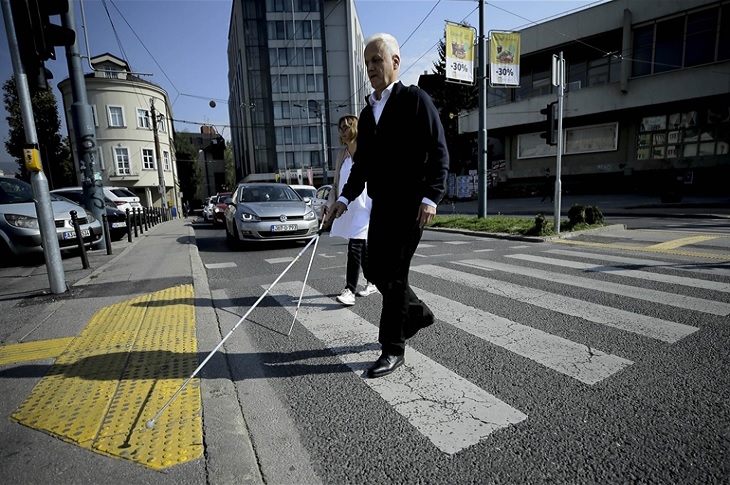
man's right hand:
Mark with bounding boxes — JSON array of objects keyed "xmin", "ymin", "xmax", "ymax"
[{"xmin": 330, "ymin": 201, "xmax": 348, "ymax": 219}]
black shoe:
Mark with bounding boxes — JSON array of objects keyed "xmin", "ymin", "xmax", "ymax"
[
  {"xmin": 405, "ymin": 305, "xmax": 435, "ymax": 339},
  {"xmin": 367, "ymin": 353, "xmax": 405, "ymax": 378}
]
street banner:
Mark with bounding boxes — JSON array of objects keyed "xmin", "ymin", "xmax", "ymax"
[
  {"xmin": 296, "ymin": 168, "xmax": 303, "ymax": 185},
  {"xmin": 445, "ymin": 22, "xmax": 476, "ymax": 84},
  {"xmin": 490, "ymin": 31, "xmax": 521, "ymax": 87},
  {"xmin": 306, "ymin": 167, "xmax": 313, "ymax": 185},
  {"xmin": 286, "ymin": 169, "xmax": 292, "ymax": 184}
]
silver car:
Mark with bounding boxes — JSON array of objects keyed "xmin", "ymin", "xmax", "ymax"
[
  {"xmin": 0, "ymin": 176, "xmax": 103, "ymax": 258},
  {"xmin": 224, "ymin": 183, "xmax": 318, "ymax": 246}
]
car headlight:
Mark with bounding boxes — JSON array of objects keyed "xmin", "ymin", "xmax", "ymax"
[
  {"xmin": 304, "ymin": 209, "xmax": 316, "ymax": 221},
  {"xmin": 86, "ymin": 213, "xmax": 97, "ymax": 223},
  {"xmin": 240, "ymin": 212, "xmax": 261, "ymax": 222},
  {"xmin": 214, "ymin": 207, "xmax": 222, "ymax": 213},
  {"xmin": 5, "ymin": 214, "xmax": 39, "ymax": 229}
]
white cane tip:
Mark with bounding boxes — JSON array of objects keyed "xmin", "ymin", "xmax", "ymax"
[{"xmin": 145, "ymin": 419, "xmax": 155, "ymax": 429}]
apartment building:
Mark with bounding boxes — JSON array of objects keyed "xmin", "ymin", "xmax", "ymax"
[
  {"xmin": 459, "ymin": 0, "xmax": 730, "ymax": 196},
  {"xmin": 58, "ymin": 53, "xmax": 179, "ymax": 209},
  {"xmin": 227, "ymin": 0, "xmax": 367, "ymax": 184}
]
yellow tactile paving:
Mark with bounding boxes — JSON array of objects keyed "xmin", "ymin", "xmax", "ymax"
[
  {"xmin": 646, "ymin": 234, "xmax": 720, "ymax": 250},
  {"xmin": 10, "ymin": 284, "xmax": 203, "ymax": 470},
  {"xmin": 555, "ymin": 238, "xmax": 730, "ymax": 260},
  {"xmin": 0, "ymin": 337, "xmax": 74, "ymax": 365}
]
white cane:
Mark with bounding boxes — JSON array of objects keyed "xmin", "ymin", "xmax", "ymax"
[{"xmin": 287, "ymin": 211, "xmax": 328, "ymax": 336}]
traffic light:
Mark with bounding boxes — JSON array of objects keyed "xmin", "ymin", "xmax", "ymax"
[
  {"xmin": 539, "ymin": 102, "xmax": 558, "ymax": 146},
  {"xmin": 9, "ymin": 0, "xmax": 76, "ymax": 91}
]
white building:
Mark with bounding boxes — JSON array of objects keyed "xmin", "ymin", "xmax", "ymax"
[
  {"xmin": 459, "ymin": 0, "xmax": 730, "ymax": 197},
  {"xmin": 58, "ymin": 53, "xmax": 179, "ymax": 210},
  {"xmin": 227, "ymin": 0, "xmax": 367, "ymax": 184}
]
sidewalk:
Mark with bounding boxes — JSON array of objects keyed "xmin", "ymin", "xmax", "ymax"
[{"xmin": 0, "ymin": 192, "xmax": 728, "ymax": 482}]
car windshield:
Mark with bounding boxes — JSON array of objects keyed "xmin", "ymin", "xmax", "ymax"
[
  {"xmin": 239, "ymin": 185, "xmax": 301, "ymax": 203},
  {"xmin": 0, "ymin": 178, "xmax": 35, "ymax": 204},
  {"xmin": 293, "ymin": 188, "xmax": 315, "ymax": 199}
]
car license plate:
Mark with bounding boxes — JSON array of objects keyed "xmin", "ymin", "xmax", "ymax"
[
  {"xmin": 62, "ymin": 229, "xmax": 90, "ymax": 240},
  {"xmin": 270, "ymin": 224, "xmax": 297, "ymax": 232},
  {"xmin": 111, "ymin": 222, "xmax": 127, "ymax": 228}
]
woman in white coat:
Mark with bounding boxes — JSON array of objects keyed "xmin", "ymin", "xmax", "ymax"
[{"xmin": 325, "ymin": 114, "xmax": 377, "ymax": 306}]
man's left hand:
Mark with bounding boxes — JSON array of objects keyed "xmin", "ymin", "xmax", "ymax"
[{"xmin": 417, "ymin": 203, "xmax": 436, "ymax": 228}]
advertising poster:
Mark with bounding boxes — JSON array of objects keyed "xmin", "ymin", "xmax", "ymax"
[
  {"xmin": 445, "ymin": 22, "xmax": 475, "ymax": 84},
  {"xmin": 490, "ymin": 31, "xmax": 520, "ymax": 87}
]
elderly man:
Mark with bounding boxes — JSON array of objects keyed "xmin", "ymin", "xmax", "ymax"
[{"xmin": 329, "ymin": 33, "xmax": 449, "ymax": 378}]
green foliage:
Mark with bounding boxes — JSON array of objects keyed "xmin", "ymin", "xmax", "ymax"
[
  {"xmin": 174, "ymin": 131, "xmax": 204, "ymax": 207},
  {"xmin": 567, "ymin": 204, "xmax": 604, "ymax": 226},
  {"xmin": 3, "ymin": 77, "xmax": 74, "ymax": 187},
  {"xmin": 224, "ymin": 142, "xmax": 235, "ymax": 190}
]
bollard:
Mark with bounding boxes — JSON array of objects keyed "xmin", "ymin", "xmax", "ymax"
[
  {"xmin": 143, "ymin": 208, "xmax": 148, "ymax": 232},
  {"xmin": 102, "ymin": 214, "xmax": 112, "ymax": 255},
  {"xmin": 138, "ymin": 207, "xmax": 144, "ymax": 235},
  {"xmin": 133, "ymin": 208, "xmax": 138, "ymax": 238},
  {"xmin": 70, "ymin": 210, "xmax": 89, "ymax": 269},
  {"xmin": 126, "ymin": 208, "xmax": 133, "ymax": 242}
]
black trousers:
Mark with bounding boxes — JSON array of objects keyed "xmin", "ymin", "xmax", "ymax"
[
  {"xmin": 366, "ymin": 200, "xmax": 431, "ymax": 355},
  {"xmin": 345, "ymin": 238, "xmax": 367, "ymax": 292}
]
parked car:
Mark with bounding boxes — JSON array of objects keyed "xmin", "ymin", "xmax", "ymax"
[
  {"xmin": 211, "ymin": 192, "xmax": 232, "ymax": 227},
  {"xmin": 312, "ymin": 184, "xmax": 332, "ymax": 221},
  {"xmin": 52, "ymin": 185, "xmax": 141, "ymax": 212},
  {"xmin": 0, "ymin": 176, "xmax": 103, "ymax": 257},
  {"xmin": 202, "ymin": 196, "xmax": 215, "ymax": 222},
  {"xmin": 50, "ymin": 187, "xmax": 128, "ymax": 240},
  {"xmin": 224, "ymin": 183, "xmax": 318, "ymax": 246}
]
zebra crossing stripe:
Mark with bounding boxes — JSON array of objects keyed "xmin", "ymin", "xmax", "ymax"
[
  {"xmin": 456, "ymin": 259, "xmax": 730, "ymax": 316},
  {"xmin": 265, "ymin": 257, "xmax": 295, "ymax": 264},
  {"xmin": 506, "ymin": 254, "xmax": 730, "ymax": 293},
  {"xmin": 269, "ymin": 281, "xmax": 527, "ymax": 455},
  {"xmin": 406, "ymin": 282, "xmax": 633, "ymax": 383},
  {"xmin": 412, "ymin": 264, "xmax": 697, "ymax": 343},
  {"xmin": 547, "ymin": 249, "xmax": 730, "ymax": 277}
]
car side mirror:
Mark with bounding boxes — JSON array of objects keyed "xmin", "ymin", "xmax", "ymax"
[{"xmin": 302, "ymin": 197, "xmax": 311, "ymax": 204}]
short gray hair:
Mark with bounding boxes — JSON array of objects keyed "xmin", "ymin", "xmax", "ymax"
[{"xmin": 364, "ymin": 33, "xmax": 400, "ymax": 59}]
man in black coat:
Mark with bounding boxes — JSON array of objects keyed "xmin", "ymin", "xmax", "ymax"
[{"xmin": 329, "ymin": 33, "xmax": 449, "ymax": 378}]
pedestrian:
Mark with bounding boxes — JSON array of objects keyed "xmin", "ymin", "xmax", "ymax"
[
  {"xmin": 183, "ymin": 200, "xmax": 190, "ymax": 218},
  {"xmin": 541, "ymin": 168, "xmax": 554, "ymax": 203},
  {"xmin": 329, "ymin": 33, "xmax": 449, "ymax": 378},
  {"xmin": 324, "ymin": 114, "xmax": 378, "ymax": 306}
]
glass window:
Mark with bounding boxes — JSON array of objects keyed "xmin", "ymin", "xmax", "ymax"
[
  {"xmin": 269, "ymin": 48, "xmax": 278, "ymax": 68},
  {"xmin": 311, "ymin": 20, "xmax": 321, "ymax": 39},
  {"xmin": 163, "ymin": 151, "xmax": 170, "ymax": 170},
  {"xmin": 720, "ymin": 5, "xmax": 730, "ymax": 61},
  {"xmin": 632, "ymin": 25, "xmax": 654, "ymax": 77},
  {"xmin": 309, "ymin": 126, "xmax": 318, "ymax": 143},
  {"xmin": 281, "ymin": 74, "xmax": 289, "ymax": 93},
  {"xmin": 282, "ymin": 101, "xmax": 291, "ymax": 119},
  {"xmin": 314, "ymin": 47, "xmax": 322, "ymax": 66},
  {"xmin": 108, "ymin": 106, "xmax": 124, "ymax": 127},
  {"xmin": 142, "ymin": 148, "xmax": 155, "ymax": 170},
  {"xmin": 283, "ymin": 126, "xmax": 292, "ymax": 145},
  {"xmin": 654, "ymin": 17, "xmax": 684, "ymax": 73},
  {"xmin": 307, "ymin": 74, "xmax": 316, "ymax": 92},
  {"xmin": 114, "ymin": 147, "xmax": 131, "ymax": 175},
  {"xmin": 587, "ymin": 57, "xmax": 609, "ymax": 87},
  {"xmin": 685, "ymin": 7, "xmax": 718, "ymax": 67},
  {"xmin": 304, "ymin": 47, "xmax": 314, "ymax": 66}
]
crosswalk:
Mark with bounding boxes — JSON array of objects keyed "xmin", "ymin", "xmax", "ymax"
[{"xmin": 254, "ymin": 245, "xmax": 727, "ymax": 456}]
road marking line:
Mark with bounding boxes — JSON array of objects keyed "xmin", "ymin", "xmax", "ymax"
[
  {"xmin": 457, "ymin": 259, "xmax": 730, "ymax": 316},
  {"xmin": 271, "ymin": 281, "xmax": 527, "ymax": 455},
  {"xmin": 506, "ymin": 254, "xmax": 730, "ymax": 293},
  {"xmin": 554, "ymin": 238, "xmax": 730, "ymax": 260},
  {"xmin": 265, "ymin": 257, "xmax": 295, "ymax": 264},
  {"xmin": 473, "ymin": 249, "xmax": 495, "ymax": 253},
  {"xmin": 413, "ymin": 264, "xmax": 697, "ymax": 344},
  {"xmin": 444, "ymin": 241, "xmax": 470, "ymax": 245},
  {"xmin": 205, "ymin": 262, "xmax": 237, "ymax": 269}
]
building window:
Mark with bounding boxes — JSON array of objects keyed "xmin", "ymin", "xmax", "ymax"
[
  {"xmin": 632, "ymin": 5, "xmax": 724, "ymax": 77},
  {"xmin": 137, "ymin": 108, "xmax": 151, "ymax": 129},
  {"xmin": 91, "ymin": 105, "xmax": 98, "ymax": 127},
  {"xmin": 564, "ymin": 123, "xmax": 618, "ymax": 155},
  {"xmin": 114, "ymin": 147, "xmax": 131, "ymax": 175},
  {"xmin": 163, "ymin": 151, "xmax": 170, "ymax": 170},
  {"xmin": 142, "ymin": 148, "xmax": 155, "ymax": 170},
  {"xmin": 158, "ymin": 115, "xmax": 166, "ymax": 132},
  {"xmin": 108, "ymin": 106, "xmax": 125, "ymax": 127}
]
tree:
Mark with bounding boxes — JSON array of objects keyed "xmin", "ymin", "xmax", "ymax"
[
  {"xmin": 224, "ymin": 142, "xmax": 235, "ymax": 190},
  {"xmin": 174, "ymin": 130, "xmax": 204, "ymax": 208},
  {"xmin": 3, "ymin": 77, "xmax": 75, "ymax": 187},
  {"xmin": 428, "ymin": 38, "xmax": 479, "ymax": 175}
]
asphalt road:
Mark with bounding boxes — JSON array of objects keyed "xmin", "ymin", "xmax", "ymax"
[{"xmin": 192, "ymin": 221, "xmax": 730, "ymax": 484}]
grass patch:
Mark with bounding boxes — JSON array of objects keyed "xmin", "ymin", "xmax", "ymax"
[{"xmin": 428, "ymin": 213, "xmax": 604, "ymax": 236}]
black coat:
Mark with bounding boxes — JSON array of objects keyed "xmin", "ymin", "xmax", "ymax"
[{"xmin": 341, "ymin": 82, "xmax": 449, "ymax": 208}]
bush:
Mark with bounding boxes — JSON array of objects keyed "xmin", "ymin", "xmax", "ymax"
[
  {"xmin": 585, "ymin": 206, "xmax": 604, "ymax": 225},
  {"xmin": 568, "ymin": 204, "xmax": 586, "ymax": 224}
]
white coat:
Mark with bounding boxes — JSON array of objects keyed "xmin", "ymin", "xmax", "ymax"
[{"xmin": 329, "ymin": 154, "xmax": 371, "ymax": 240}]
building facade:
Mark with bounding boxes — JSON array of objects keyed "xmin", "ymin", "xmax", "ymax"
[
  {"xmin": 459, "ymin": 0, "xmax": 730, "ymax": 196},
  {"xmin": 58, "ymin": 54, "xmax": 180, "ymax": 210},
  {"xmin": 227, "ymin": 0, "xmax": 367, "ymax": 184}
]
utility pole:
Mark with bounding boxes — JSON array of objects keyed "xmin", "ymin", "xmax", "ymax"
[
  {"xmin": 61, "ymin": 3, "xmax": 105, "ymax": 250},
  {"xmin": 318, "ymin": 101, "xmax": 329, "ymax": 186},
  {"xmin": 2, "ymin": 0, "xmax": 66, "ymax": 293},
  {"xmin": 477, "ymin": 0, "xmax": 488, "ymax": 218},
  {"xmin": 553, "ymin": 52, "xmax": 565, "ymax": 234},
  {"xmin": 150, "ymin": 99, "xmax": 166, "ymax": 210}
]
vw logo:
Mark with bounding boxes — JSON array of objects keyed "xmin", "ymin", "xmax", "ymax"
[{"xmin": 279, "ymin": 214, "xmax": 288, "ymax": 222}]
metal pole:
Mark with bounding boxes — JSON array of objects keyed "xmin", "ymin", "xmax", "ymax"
[
  {"xmin": 151, "ymin": 99, "xmax": 166, "ymax": 210},
  {"xmin": 554, "ymin": 52, "xmax": 565, "ymax": 234},
  {"xmin": 319, "ymin": 102, "xmax": 329, "ymax": 186},
  {"xmin": 477, "ymin": 0, "xmax": 488, "ymax": 218},
  {"xmin": 61, "ymin": 5, "xmax": 105, "ymax": 250},
  {"xmin": 1, "ymin": 0, "xmax": 66, "ymax": 293}
]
